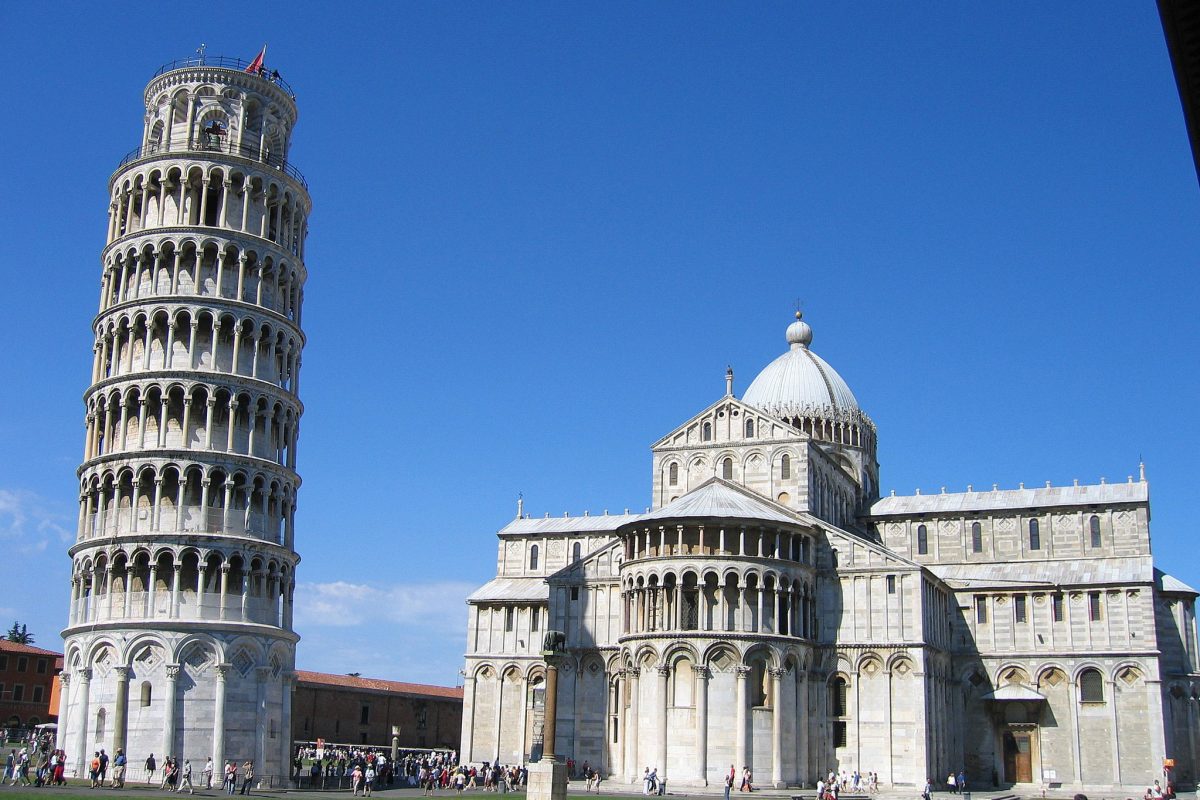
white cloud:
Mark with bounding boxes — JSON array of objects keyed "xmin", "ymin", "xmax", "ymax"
[
  {"xmin": 293, "ymin": 579, "xmax": 476, "ymax": 685},
  {"xmin": 296, "ymin": 579, "xmax": 474, "ymax": 629},
  {"xmin": 0, "ymin": 488, "xmax": 73, "ymax": 555}
]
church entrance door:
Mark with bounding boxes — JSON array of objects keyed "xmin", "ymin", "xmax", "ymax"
[{"xmin": 1002, "ymin": 730, "xmax": 1033, "ymax": 783}]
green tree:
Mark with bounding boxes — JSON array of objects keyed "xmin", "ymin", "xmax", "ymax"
[{"xmin": 5, "ymin": 621, "xmax": 34, "ymax": 644}]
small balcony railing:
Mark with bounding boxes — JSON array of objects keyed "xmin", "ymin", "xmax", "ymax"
[
  {"xmin": 151, "ymin": 55, "xmax": 297, "ymax": 99},
  {"xmin": 115, "ymin": 138, "xmax": 307, "ymax": 188}
]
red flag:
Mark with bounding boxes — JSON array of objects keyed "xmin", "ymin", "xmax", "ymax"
[{"xmin": 245, "ymin": 45, "xmax": 266, "ymax": 74}]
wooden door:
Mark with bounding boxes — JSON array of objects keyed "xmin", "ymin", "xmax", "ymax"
[{"xmin": 1003, "ymin": 731, "xmax": 1033, "ymax": 783}]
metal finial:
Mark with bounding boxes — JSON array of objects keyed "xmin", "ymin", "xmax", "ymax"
[{"xmin": 196, "ymin": 43, "xmax": 207, "ymax": 63}]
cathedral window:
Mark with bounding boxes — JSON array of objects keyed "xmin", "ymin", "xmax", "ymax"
[
  {"xmin": 781, "ymin": 454, "xmax": 791, "ymax": 480},
  {"xmin": 971, "ymin": 521, "xmax": 982, "ymax": 553},
  {"xmin": 1090, "ymin": 515, "xmax": 1102, "ymax": 548},
  {"xmin": 572, "ymin": 542, "xmax": 582, "ymax": 562},
  {"xmin": 505, "ymin": 607, "xmax": 514, "ymax": 632},
  {"xmin": 571, "ymin": 587, "xmax": 579, "ymax": 601},
  {"xmin": 916, "ymin": 524, "xmax": 928, "ymax": 555},
  {"xmin": 975, "ymin": 595, "xmax": 988, "ymax": 624},
  {"xmin": 531, "ymin": 607, "xmax": 540, "ymax": 631},
  {"xmin": 668, "ymin": 462, "xmax": 678, "ymax": 486},
  {"xmin": 745, "ymin": 419, "xmax": 754, "ymax": 438},
  {"xmin": 529, "ymin": 545, "xmax": 539, "ymax": 571},
  {"xmin": 886, "ymin": 575, "xmax": 896, "ymax": 594},
  {"xmin": 1079, "ymin": 668, "xmax": 1104, "ymax": 703},
  {"xmin": 1015, "ymin": 594, "xmax": 1027, "ymax": 623},
  {"xmin": 702, "ymin": 422, "xmax": 712, "ymax": 442},
  {"xmin": 830, "ymin": 675, "xmax": 848, "ymax": 747},
  {"xmin": 140, "ymin": 681, "xmax": 152, "ymax": 707},
  {"xmin": 722, "ymin": 458, "xmax": 733, "ymax": 480},
  {"xmin": 1052, "ymin": 593, "xmax": 1064, "ymax": 622},
  {"xmin": 1028, "ymin": 519, "xmax": 1041, "ymax": 550},
  {"xmin": 1088, "ymin": 591, "xmax": 1102, "ymax": 621}
]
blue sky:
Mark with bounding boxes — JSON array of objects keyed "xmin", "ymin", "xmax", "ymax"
[{"xmin": 1, "ymin": 3, "xmax": 1197, "ymax": 686}]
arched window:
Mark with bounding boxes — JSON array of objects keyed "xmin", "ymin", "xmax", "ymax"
[
  {"xmin": 140, "ymin": 681, "xmax": 152, "ymax": 707},
  {"xmin": 971, "ymin": 522, "xmax": 982, "ymax": 553},
  {"xmin": 750, "ymin": 661, "xmax": 768, "ymax": 707},
  {"xmin": 722, "ymin": 458, "xmax": 733, "ymax": 480},
  {"xmin": 529, "ymin": 545, "xmax": 539, "ymax": 571},
  {"xmin": 1079, "ymin": 668, "xmax": 1104, "ymax": 703},
  {"xmin": 916, "ymin": 524, "xmax": 928, "ymax": 555},
  {"xmin": 781, "ymin": 454, "xmax": 791, "ymax": 480},
  {"xmin": 745, "ymin": 419, "xmax": 754, "ymax": 438},
  {"xmin": 95, "ymin": 708, "xmax": 106, "ymax": 740},
  {"xmin": 670, "ymin": 661, "xmax": 695, "ymax": 707},
  {"xmin": 830, "ymin": 676, "xmax": 848, "ymax": 747},
  {"xmin": 1089, "ymin": 515, "xmax": 1101, "ymax": 548},
  {"xmin": 668, "ymin": 462, "xmax": 678, "ymax": 486},
  {"xmin": 1029, "ymin": 519, "xmax": 1041, "ymax": 551},
  {"xmin": 572, "ymin": 542, "xmax": 582, "ymax": 563},
  {"xmin": 702, "ymin": 422, "xmax": 712, "ymax": 442}
]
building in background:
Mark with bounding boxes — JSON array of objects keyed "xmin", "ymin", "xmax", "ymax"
[
  {"xmin": 293, "ymin": 671, "xmax": 462, "ymax": 751},
  {"xmin": 461, "ymin": 312, "xmax": 1200, "ymax": 792},
  {"xmin": 0, "ymin": 640, "xmax": 63, "ymax": 729},
  {"xmin": 60, "ymin": 53, "xmax": 311, "ymax": 782}
]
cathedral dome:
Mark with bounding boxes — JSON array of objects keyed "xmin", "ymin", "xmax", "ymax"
[{"xmin": 742, "ymin": 312, "xmax": 860, "ymax": 417}]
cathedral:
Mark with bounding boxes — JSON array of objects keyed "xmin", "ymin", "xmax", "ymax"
[{"xmin": 461, "ymin": 312, "xmax": 1200, "ymax": 792}]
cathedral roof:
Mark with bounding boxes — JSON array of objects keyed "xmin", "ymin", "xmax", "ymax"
[
  {"xmin": 467, "ymin": 577, "xmax": 549, "ymax": 603},
  {"xmin": 871, "ymin": 480, "xmax": 1149, "ymax": 516},
  {"xmin": 638, "ymin": 478, "xmax": 800, "ymax": 527},
  {"xmin": 1156, "ymin": 569, "xmax": 1199, "ymax": 595},
  {"xmin": 741, "ymin": 312, "xmax": 861, "ymax": 418},
  {"xmin": 930, "ymin": 556, "xmax": 1153, "ymax": 588},
  {"xmin": 498, "ymin": 513, "xmax": 640, "ymax": 536}
]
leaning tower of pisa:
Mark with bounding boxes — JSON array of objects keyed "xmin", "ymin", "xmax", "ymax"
[{"xmin": 61, "ymin": 53, "xmax": 310, "ymax": 783}]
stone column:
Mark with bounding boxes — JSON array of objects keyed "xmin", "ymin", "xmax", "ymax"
[
  {"xmin": 1146, "ymin": 678, "xmax": 1167, "ymax": 786},
  {"xmin": 735, "ymin": 666, "xmax": 750, "ymax": 775},
  {"xmin": 57, "ymin": 673, "xmax": 72, "ymax": 754},
  {"xmin": 770, "ymin": 668, "xmax": 784, "ymax": 787},
  {"xmin": 656, "ymin": 666, "xmax": 669, "ymax": 780},
  {"xmin": 113, "ymin": 666, "xmax": 130, "ymax": 755},
  {"xmin": 255, "ymin": 667, "xmax": 271, "ymax": 777},
  {"xmin": 280, "ymin": 671, "xmax": 295, "ymax": 784},
  {"xmin": 543, "ymin": 658, "xmax": 561, "ymax": 761},
  {"xmin": 75, "ymin": 667, "xmax": 93, "ymax": 776},
  {"xmin": 797, "ymin": 673, "xmax": 809, "ymax": 786},
  {"xmin": 626, "ymin": 668, "xmax": 640, "ymax": 782},
  {"xmin": 162, "ymin": 663, "xmax": 180, "ymax": 757},
  {"xmin": 460, "ymin": 673, "xmax": 477, "ymax": 763},
  {"xmin": 213, "ymin": 664, "xmax": 229, "ymax": 777},
  {"xmin": 694, "ymin": 665, "xmax": 709, "ymax": 784}
]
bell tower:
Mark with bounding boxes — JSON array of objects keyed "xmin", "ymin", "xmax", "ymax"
[{"xmin": 61, "ymin": 52, "xmax": 310, "ymax": 782}]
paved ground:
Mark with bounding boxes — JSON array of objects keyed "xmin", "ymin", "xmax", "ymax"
[{"xmin": 0, "ymin": 781, "xmax": 1191, "ymax": 800}]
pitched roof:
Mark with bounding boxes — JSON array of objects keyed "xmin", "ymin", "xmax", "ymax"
[
  {"xmin": 499, "ymin": 513, "xmax": 640, "ymax": 536},
  {"xmin": 467, "ymin": 577, "xmax": 549, "ymax": 603},
  {"xmin": 0, "ymin": 640, "xmax": 62, "ymax": 657},
  {"xmin": 639, "ymin": 478, "xmax": 800, "ymax": 527},
  {"xmin": 1156, "ymin": 569, "xmax": 1199, "ymax": 595},
  {"xmin": 871, "ymin": 480, "xmax": 1148, "ymax": 516},
  {"xmin": 295, "ymin": 670, "xmax": 463, "ymax": 700},
  {"xmin": 930, "ymin": 557, "xmax": 1154, "ymax": 589}
]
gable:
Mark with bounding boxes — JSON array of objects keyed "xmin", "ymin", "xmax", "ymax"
[
  {"xmin": 651, "ymin": 396, "xmax": 801, "ymax": 451},
  {"xmin": 546, "ymin": 538, "xmax": 623, "ymax": 585}
]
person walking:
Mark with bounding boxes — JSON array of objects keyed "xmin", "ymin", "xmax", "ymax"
[
  {"xmin": 146, "ymin": 753, "xmax": 157, "ymax": 784},
  {"xmin": 178, "ymin": 760, "xmax": 195, "ymax": 794},
  {"xmin": 112, "ymin": 748, "xmax": 127, "ymax": 788},
  {"xmin": 203, "ymin": 758, "xmax": 214, "ymax": 789}
]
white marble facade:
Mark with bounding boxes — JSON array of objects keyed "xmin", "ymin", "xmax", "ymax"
[
  {"xmin": 462, "ymin": 313, "xmax": 1200, "ymax": 792},
  {"xmin": 61, "ymin": 56, "xmax": 308, "ymax": 782}
]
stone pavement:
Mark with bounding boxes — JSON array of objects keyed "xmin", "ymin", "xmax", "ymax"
[{"xmin": 4, "ymin": 782, "xmax": 1193, "ymax": 800}]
